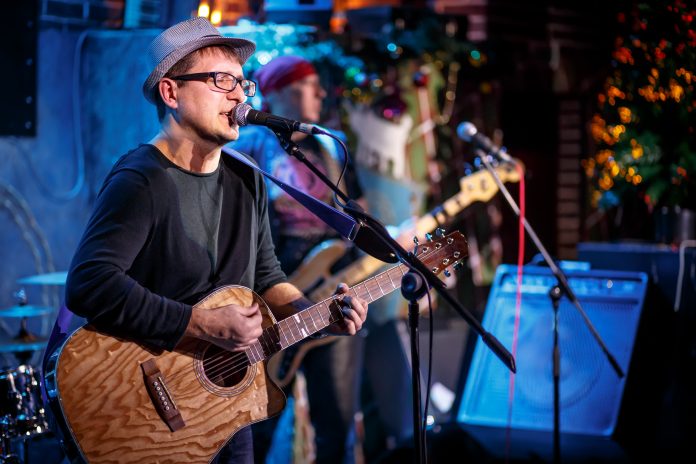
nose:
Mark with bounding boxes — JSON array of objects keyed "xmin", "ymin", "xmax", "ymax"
[{"xmin": 227, "ymin": 84, "xmax": 246, "ymax": 103}]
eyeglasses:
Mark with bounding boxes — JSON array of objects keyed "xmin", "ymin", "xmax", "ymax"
[{"xmin": 170, "ymin": 72, "xmax": 256, "ymax": 97}]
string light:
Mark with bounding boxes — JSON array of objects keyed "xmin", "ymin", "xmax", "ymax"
[
  {"xmin": 587, "ymin": 0, "xmax": 695, "ymax": 212},
  {"xmin": 210, "ymin": 9, "xmax": 222, "ymax": 25},
  {"xmin": 198, "ymin": 2, "xmax": 210, "ymax": 18}
]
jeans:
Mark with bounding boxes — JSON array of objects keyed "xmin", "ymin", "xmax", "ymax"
[{"xmin": 213, "ymin": 426, "xmax": 254, "ymax": 464}]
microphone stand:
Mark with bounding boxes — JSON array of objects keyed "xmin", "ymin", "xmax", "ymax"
[
  {"xmin": 401, "ymin": 271, "xmax": 429, "ymax": 464},
  {"xmin": 473, "ymin": 148, "xmax": 624, "ymax": 464},
  {"xmin": 273, "ymin": 130, "xmax": 516, "ymax": 463}
]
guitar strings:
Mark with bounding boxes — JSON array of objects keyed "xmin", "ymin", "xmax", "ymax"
[
  {"xmin": 165, "ymin": 339, "xmax": 251, "ymax": 383},
  {"xmin": 165, "ymin": 287, "xmax": 374, "ymax": 386},
  {"xmin": 206, "ymin": 310, "xmax": 355, "ymax": 385},
  {"xmin": 201, "ymin": 312, "xmax": 333, "ymax": 382},
  {"xmin": 192, "ymin": 297, "xmax": 342, "ymax": 378},
  {"xmin": 164, "ymin": 315, "xmax": 307, "ymax": 384},
  {"xmin": 194, "ymin": 350, "xmax": 248, "ymax": 380},
  {"xmin": 198, "ymin": 314, "xmax": 304, "ymax": 381},
  {"xmin": 166, "ymin": 310, "xmax": 341, "ymax": 386}
]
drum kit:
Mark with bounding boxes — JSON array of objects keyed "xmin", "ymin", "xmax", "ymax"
[{"xmin": 0, "ymin": 272, "xmax": 66, "ymax": 463}]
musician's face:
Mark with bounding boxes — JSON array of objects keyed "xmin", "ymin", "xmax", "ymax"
[
  {"xmin": 272, "ymin": 73, "xmax": 326, "ymax": 123},
  {"xmin": 170, "ymin": 48, "xmax": 247, "ymax": 144}
]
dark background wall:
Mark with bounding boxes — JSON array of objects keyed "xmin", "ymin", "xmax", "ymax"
[{"xmin": 0, "ymin": 22, "xmax": 163, "ymax": 364}]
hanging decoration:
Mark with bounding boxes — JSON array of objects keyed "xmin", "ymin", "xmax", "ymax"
[
  {"xmin": 218, "ymin": 20, "xmax": 365, "ymax": 111},
  {"xmin": 339, "ymin": 12, "xmax": 481, "ymax": 189}
]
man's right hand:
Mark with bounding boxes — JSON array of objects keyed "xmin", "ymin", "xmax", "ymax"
[{"xmin": 184, "ymin": 303, "xmax": 263, "ymax": 351}]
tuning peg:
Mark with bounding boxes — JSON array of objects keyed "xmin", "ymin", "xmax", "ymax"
[
  {"xmin": 444, "ymin": 269, "xmax": 451, "ymax": 278},
  {"xmin": 412, "ymin": 236, "xmax": 419, "ymax": 254},
  {"xmin": 425, "ymin": 233, "xmax": 433, "ymax": 242},
  {"xmin": 435, "ymin": 228, "xmax": 446, "ymax": 237},
  {"xmin": 453, "ymin": 262, "xmax": 464, "ymax": 271}
]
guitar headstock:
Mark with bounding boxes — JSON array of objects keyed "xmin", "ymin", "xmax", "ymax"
[
  {"xmin": 494, "ymin": 159, "xmax": 523, "ymax": 182},
  {"xmin": 458, "ymin": 160, "xmax": 523, "ymax": 204},
  {"xmin": 415, "ymin": 231, "xmax": 468, "ymax": 277}
]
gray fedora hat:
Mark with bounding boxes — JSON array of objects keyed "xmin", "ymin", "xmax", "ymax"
[{"xmin": 142, "ymin": 17, "xmax": 256, "ymax": 103}]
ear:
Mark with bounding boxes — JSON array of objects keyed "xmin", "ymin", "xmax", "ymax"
[{"xmin": 158, "ymin": 78, "xmax": 179, "ymax": 110}]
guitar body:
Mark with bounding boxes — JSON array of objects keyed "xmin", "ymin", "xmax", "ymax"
[
  {"xmin": 287, "ymin": 239, "xmax": 350, "ymax": 298},
  {"xmin": 46, "ymin": 286, "xmax": 286, "ymax": 464},
  {"xmin": 265, "ymin": 333, "xmax": 336, "ymax": 388}
]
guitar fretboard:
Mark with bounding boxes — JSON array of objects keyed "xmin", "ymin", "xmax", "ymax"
[{"xmin": 245, "ymin": 263, "xmax": 409, "ymax": 364}]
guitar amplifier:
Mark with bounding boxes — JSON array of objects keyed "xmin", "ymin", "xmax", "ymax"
[{"xmin": 457, "ymin": 264, "xmax": 648, "ymax": 461}]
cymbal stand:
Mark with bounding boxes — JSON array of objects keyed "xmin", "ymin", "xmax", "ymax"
[{"xmin": 14, "ymin": 319, "xmax": 37, "ymax": 366}]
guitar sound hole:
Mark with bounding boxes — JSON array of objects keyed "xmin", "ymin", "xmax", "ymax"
[{"xmin": 202, "ymin": 345, "xmax": 248, "ymax": 388}]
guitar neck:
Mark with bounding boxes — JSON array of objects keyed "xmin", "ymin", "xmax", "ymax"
[
  {"xmin": 248, "ymin": 263, "xmax": 409, "ymax": 364},
  {"xmin": 316, "ymin": 188, "xmax": 476, "ymax": 296}
]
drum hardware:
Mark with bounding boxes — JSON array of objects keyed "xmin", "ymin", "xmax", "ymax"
[
  {"xmin": 0, "ymin": 307, "xmax": 52, "ymax": 319},
  {"xmin": 0, "ymin": 364, "xmax": 50, "ymax": 463},
  {"xmin": 1, "ymin": 291, "xmax": 50, "ymax": 363},
  {"xmin": 15, "ymin": 272, "xmax": 67, "ymax": 287},
  {"xmin": 0, "ymin": 317, "xmax": 48, "ymax": 367},
  {"xmin": 1, "ymin": 289, "xmax": 54, "ymax": 321},
  {"xmin": 0, "ymin": 291, "xmax": 53, "ymax": 462},
  {"xmin": 0, "ymin": 414, "xmax": 20, "ymax": 464},
  {"xmin": 0, "ymin": 316, "xmax": 50, "ymax": 462}
]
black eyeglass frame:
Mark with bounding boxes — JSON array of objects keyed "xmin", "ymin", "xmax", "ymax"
[{"xmin": 169, "ymin": 72, "xmax": 256, "ymax": 97}]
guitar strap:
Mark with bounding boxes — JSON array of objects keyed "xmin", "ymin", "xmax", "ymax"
[
  {"xmin": 40, "ymin": 304, "xmax": 74, "ymax": 410},
  {"xmin": 42, "ymin": 146, "xmax": 361, "ymax": 395}
]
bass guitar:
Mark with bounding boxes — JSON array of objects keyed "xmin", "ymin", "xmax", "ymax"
[{"xmin": 268, "ymin": 162, "xmax": 521, "ymax": 387}]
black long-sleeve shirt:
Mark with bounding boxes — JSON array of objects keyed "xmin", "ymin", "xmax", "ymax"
[{"xmin": 65, "ymin": 144, "xmax": 287, "ymax": 351}]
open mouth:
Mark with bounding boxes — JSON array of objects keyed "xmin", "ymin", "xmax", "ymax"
[{"xmin": 223, "ymin": 111, "xmax": 236, "ymax": 126}]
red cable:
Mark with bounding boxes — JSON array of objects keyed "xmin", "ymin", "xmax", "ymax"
[{"xmin": 505, "ymin": 162, "xmax": 526, "ymax": 461}]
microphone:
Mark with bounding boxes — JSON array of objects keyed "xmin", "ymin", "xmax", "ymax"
[
  {"xmin": 456, "ymin": 121, "xmax": 512, "ymax": 162},
  {"xmin": 234, "ymin": 103, "xmax": 327, "ymax": 135}
]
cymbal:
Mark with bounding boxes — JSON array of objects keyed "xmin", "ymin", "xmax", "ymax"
[
  {"xmin": 0, "ymin": 305, "xmax": 54, "ymax": 318},
  {"xmin": 17, "ymin": 271, "xmax": 67, "ymax": 286},
  {"xmin": 0, "ymin": 339, "xmax": 48, "ymax": 353}
]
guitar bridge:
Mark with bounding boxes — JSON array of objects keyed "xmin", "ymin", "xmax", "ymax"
[{"xmin": 141, "ymin": 359, "xmax": 185, "ymax": 432}]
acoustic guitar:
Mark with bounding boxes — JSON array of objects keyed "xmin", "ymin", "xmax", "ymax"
[{"xmin": 43, "ymin": 232, "xmax": 468, "ymax": 464}]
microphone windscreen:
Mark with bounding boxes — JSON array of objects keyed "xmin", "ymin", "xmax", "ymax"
[
  {"xmin": 234, "ymin": 103, "xmax": 253, "ymax": 126},
  {"xmin": 456, "ymin": 121, "xmax": 477, "ymax": 142}
]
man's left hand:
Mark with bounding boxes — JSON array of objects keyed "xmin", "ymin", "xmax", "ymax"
[{"xmin": 324, "ymin": 283, "xmax": 368, "ymax": 336}]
